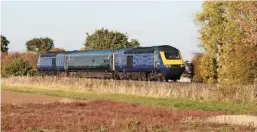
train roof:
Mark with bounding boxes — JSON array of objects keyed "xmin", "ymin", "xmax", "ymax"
[
  {"xmin": 124, "ymin": 45, "xmax": 179, "ymax": 54},
  {"xmin": 41, "ymin": 49, "xmax": 115, "ymax": 56},
  {"xmin": 40, "ymin": 52, "xmax": 60, "ymax": 57},
  {"xmin": 40, "ymin": 45, "xmax": 179, "ymax": 56}
]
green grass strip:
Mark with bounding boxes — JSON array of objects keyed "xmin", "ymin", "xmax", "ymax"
[{"xmin": 2, "ymin": 85, "xmax": 257, "ymax": 115}]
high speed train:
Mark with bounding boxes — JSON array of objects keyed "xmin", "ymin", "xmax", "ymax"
[{"xmin": 37, "ymin": 45, "xmax": 185, "ymax": 81}]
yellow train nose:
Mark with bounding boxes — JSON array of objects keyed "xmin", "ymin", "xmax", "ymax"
[{"xmin": 160, "ymin": 51, "xmax": 184, "ymax": 65}]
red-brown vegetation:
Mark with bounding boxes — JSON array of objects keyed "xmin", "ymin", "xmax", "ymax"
[
  {"xmin": 2, "ymin": 99, "xmax": 255, "ymax": 132},
  {"xmin": 1, "ymin": 52, "xmax": 39, "ymax": 76}
]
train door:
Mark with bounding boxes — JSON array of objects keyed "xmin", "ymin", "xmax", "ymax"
[
  {"xmin": 52, "ymin": 58, "xmax": 56, "ymax": 70},
  {"xmin": 120, "ymin": 54, "xmax": 123, "ymax": 69},
  {"xmin": 113, "ymin": 52, "xmax": 122, "ymax": 71},
  {"xmin": 113, "ymin": 54, "xmax": 115, "ymax": 71},
  {"xmin": 154, "ymin": 51, "xmax": 160, "ymax": 70},
  {"xmin": 64, "ymin": 54, "xmax": 68, "ymax": 71},
  {"xmin": 109, "ymin": 54, "xmax": 115, "ymax": 71},
  {"xmin": 127, "ymin": 55, "xmax": 133, "ymax": 69}
]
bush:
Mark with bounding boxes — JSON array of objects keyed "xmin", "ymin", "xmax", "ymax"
[
  {"xmin": 5, "ymin": 58, "xmax": 35, "ymax": 76},
  {"xmin": 1, "ymin": 52, "xmax": 39, "ymax": 77},
  {"xmin": 1, "ymin": 52, "xmax": 21, "ymax": 77},
  {"xmin": 192, "ymin": 53, "xmax": 217, "ymax": 84}
]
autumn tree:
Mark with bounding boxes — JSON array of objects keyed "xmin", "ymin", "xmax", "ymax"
[
  {"xmin": 20, "ymin": 52, "xmax": 39, "ymax": 69},
  {"xmin": 25, "ymin": 37, "xmax": 54, "ymax": 53},
  {"xmin": 236, "ymin": 2, "xmax": 257, "ymax": 82},
  {"xmin": 192, "ymin": 53, "xmax": 204, "ymax": 82},
  {"xmin": 1, "ymin": 35, "xmax": 9, "ymax": 52},
  {"xmin": 200, "ymin": 54, "xmax": 218, "ymax": 83},
  {"xmin": 83, "ymin": 28, "xmax": 140, "ymax": 50},
  {"xmin": 192, "ymin": 52, "xmax": 217, "ymax": 83},
  {"xmin": 195, "ymin": 1, "xmax": 257, "ymax": 84},
  {"xmin": 195, "ymin": 2, "xmax": 225, "ymax": 83}
]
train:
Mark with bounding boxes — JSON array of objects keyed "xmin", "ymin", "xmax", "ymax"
[{"xmin": 37, "ymin": 45, "xmax": 186, "ymax": 81}]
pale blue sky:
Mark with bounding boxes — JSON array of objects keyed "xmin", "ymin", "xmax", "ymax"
[{"xmin": 1, "ymin": 1, "xmax": 203, "ymax": 60}]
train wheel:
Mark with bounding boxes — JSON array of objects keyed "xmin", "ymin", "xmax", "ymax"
[
  {"xmin": 140, "ymin": 73, "xmax": 147, "ymax": 81},
  {"xmin": 138, "ymin": 72, "xmax": 147, "ymax": 81},
  {"xmin": 169, "ymin": 77, "xmax": 179, "ymax": 82},
  {"xmin": 66, "ymin": 71, "xmax": 70, "ymax": 77},
  {"xmin": 149, "ymin": 72, "xmax": 158, "ymax": 81},
  {"xmin": 120, "ymin": 72, "xmax": 127, "ymax": 80},
  {"xmin": 112, "ymin": 72, "xmax": 120, "ymax": 80},
  {"xmin": 157, "ymin": 74, "xmax": 166, "ymax": 82},
  {"xmin": 145, "ymin": 73, "xmax": 150, "ymax": 81},
  {"xmin": 127, "ymin": 73, "xmax": 133, "ymax": 80}
]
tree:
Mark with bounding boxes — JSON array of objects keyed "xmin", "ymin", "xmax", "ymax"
[
  {"xmin": 195, "ymin": 1, "xmax": 257, "ymax": 84},
  {"xmin": 83, "ymin": 28, "xmax": 140, "ymax": 50},
  {"xmin": 25, "ymin": 37, "xmax": 54, "ymax": 53},
  {"xmin": 195, "ymin": 2, "xmax": 226, "ymax": 83},
  {"xmin": 21, "ymin": 52, "xmax": 40, "ymax": 69},
  {"xmin": 192, "ymin": 53, "xmax": 204, "ymax": 82},
  {"xmin": 237, "ymin": 2, "xmax": 257, "ymax": 80},
  {"xmin": 200, "ymin": 53, "xmax": 217, "ymax": 83},
  {"xmin": 1, "ymin": 35, "xmax": 9, "ymax": 52},
  {"xmin": 128, "ymin": 39, "xmax": 140, "ymax": 48},
  {"xmin": 49, "ymin": 48, "xmax": 66, "ymax": 52},
  {"xmin": 5, "ymin": 58, "xmax": 34, "ymax": 76},
  {"xmin": 192, "ymin": 52, "xmax": 217, "ymax": 83},
  {"xmin": 238, "ymin": 2, "xmax": 257, "ymax": 48}
]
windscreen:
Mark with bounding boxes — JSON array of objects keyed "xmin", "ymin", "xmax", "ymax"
[{"xmin": 164, "ymin": 52, "xmax": 180, "ymax": 60}]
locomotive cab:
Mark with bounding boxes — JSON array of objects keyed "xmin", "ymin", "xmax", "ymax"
[{"xmin": 159, "ymin": 49, "xmax": 185, "ymax": 81}]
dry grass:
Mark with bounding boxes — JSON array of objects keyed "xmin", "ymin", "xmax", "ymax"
[{"xmin": 2, "ymin": 76, "xmax": 257, "ymax": 103}]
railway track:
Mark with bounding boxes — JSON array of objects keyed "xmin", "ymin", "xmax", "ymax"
[{"xmin": 37, "ymin": 71, "xmax": 193, "ymax": 83}]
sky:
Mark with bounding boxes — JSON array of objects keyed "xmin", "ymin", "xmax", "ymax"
[{"xmin": 1, "ymin": 1, "xmax": 203, "ymax": 60}]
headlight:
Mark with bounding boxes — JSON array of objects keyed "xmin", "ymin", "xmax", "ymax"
[{"xmin": 166, "ymin": 64, "xmax": 184, "ymax": 68}]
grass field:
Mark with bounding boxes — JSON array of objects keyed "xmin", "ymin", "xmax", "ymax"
[
  {"xmin": 2, "ymin": 85, "xmax": 257, "ymax": 115},
  {"xmin": 2, "ymin": 76, "xmax": 257, "ymax": 104}
]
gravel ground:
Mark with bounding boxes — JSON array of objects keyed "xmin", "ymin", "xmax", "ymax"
[{"xmin": 206, "ymin": 115, "xmax": 257, "ymax": 128}]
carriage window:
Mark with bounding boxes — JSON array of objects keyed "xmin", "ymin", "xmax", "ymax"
[{"xmin": 164, "ymin": 52, "xmax": 180, "ymax": 60}]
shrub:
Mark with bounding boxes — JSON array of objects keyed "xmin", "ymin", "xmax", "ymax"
[
  {"xmin": 5, "ymin": 58, "xmax": 34, "ymax": 76},
  {"xmin": 1, "ymin": 52, "xmax": 21, "ymax": 76},
  {"xmin": 192, "ymin": 53, "xmax": 204, "ymax": 83},
  {"xmin": 1, "ymin": 52, "xmax": 39, "ymax": 77}
]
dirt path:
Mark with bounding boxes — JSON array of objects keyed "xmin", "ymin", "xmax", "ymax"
[{"xmin": 1, "ymin": 91, "xmax": 64, "ymax": 104}]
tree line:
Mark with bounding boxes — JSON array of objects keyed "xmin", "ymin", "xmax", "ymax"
[{"xmin": 1, "ymin": 28, "xmax": 140, "ymax": 76}]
